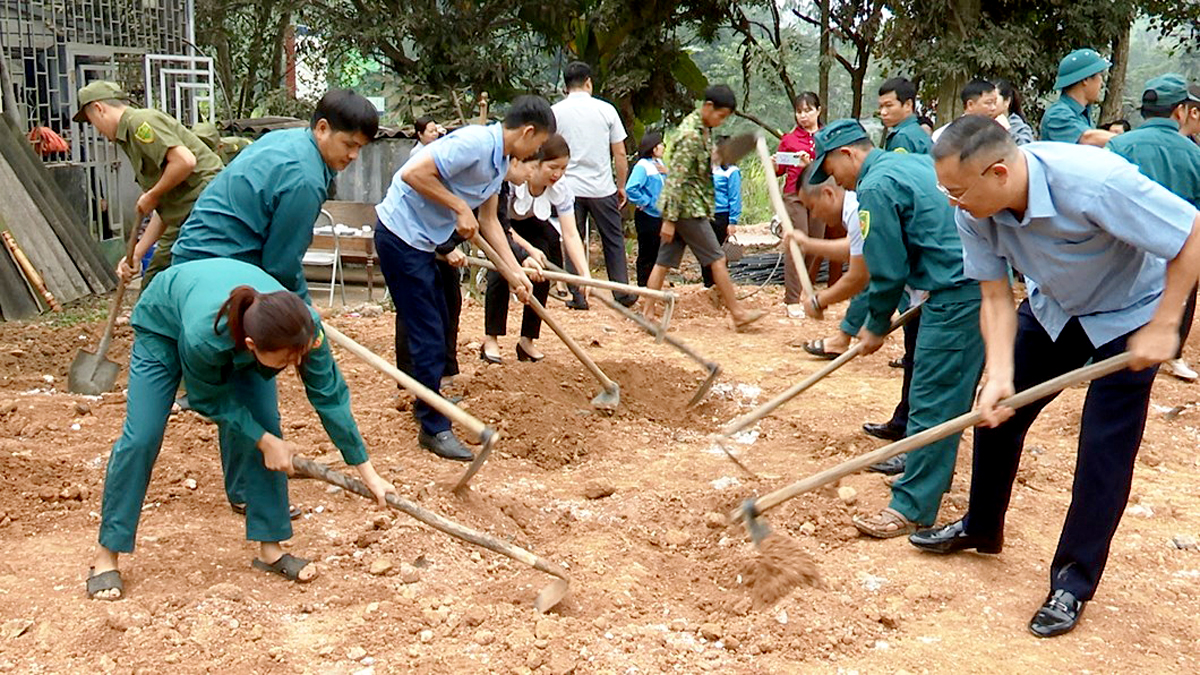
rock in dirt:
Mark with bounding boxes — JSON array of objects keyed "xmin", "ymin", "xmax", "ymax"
[
  {"xmin": 183, "ymin": 478, "xmax": 197, "ymax": 490},
  {"xmin": 75, "ymin": 401, "xmax": 91, "ymax": 416},
  {"xmin": 903, "ymin": 583, "xmax": 931, "ymax": 601},
  {"xmin": 534, "ymin": 618, "xmax": 561, "ymax": 640},
  {"xmin": 582, "ymin": 480, "xmax": 617, "ymax": 500},
  {"xmin": 837, "ymin": 486, "xmax": 858, "ymax": 505},
  {"xmin": 1171, "ymin": 534, "xmax": 1198, "ymax": 550},
  {"xmin": 356, "ymin": 531, "xmax": 383, "ymax": 548},
  {"xmin": 369, "ymin": 558, "xmax": 394, "ymax": 576},
  {"xmin": 463, "ymin": 605, "xmax": 488, "ymax": 627},
  {"xmin": 37, "ymin": 487, "xmax": 57, "ymax": 502},
  {"xmin": 474, "ymin": 630, "xmax": 496, "ymax": 645},
  {"xmin": 207, "ymin": 582, "xmax": 245, "ymax": 602},
  {"xmin": 371, "ymin": 514, "xmax": 391, "ymax": 530},
  {"xmin": 662, "ymin": 529, "xmax": 690, "ymax": 547},
  {"xmin": 699, "ymin": 623, "xmax": 722, "ymax": 641},
  {"xmin": 669, "ymin": 619, "xmax": 687, "ymax": 632},
  {"xmin": 525, "ymin": 650, "xmax": 544, "ymax": 670},
  {"xmin": 545, "ymin": 651, "xmax": 577, "ymax": 675},
  {"xmin": 399, "ymin": 563, "xmax": 421, "ymax": 584},
  {"xmin": 799, "ymin": 521, "xmax": 817, "ymax": 536},
  {"xmin": 704, "ymin": 512, "xmax": 726, "ymax": 529},
  {"xmin": 346, "ymin": 646, "xmax": 367, "ymax": 661},
  {"xmin": 723, "ymin": 636, "xmax": 741, "ymax": 650},
  {"xmin": 106, "ymin": 607, "xmax": 149, "ymax": 632}
]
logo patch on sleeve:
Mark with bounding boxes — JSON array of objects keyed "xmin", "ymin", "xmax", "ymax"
[
  {"xmin": 892, "ymin": 147, "xmax": 909, "ymax": 154},
  {"xmin": 310, "ymin": 326, "xmax": 324, "ymax": 350},
  {"xmin": 859, "ymin": 210, "xmax": 871, "ymax": 239},
  {"xmin": 134, "ymin": 122, "xmax": 156, "ymax": 144}
]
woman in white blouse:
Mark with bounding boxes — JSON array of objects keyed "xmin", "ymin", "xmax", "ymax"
[{"xmin": 481, "ymin": 134, "xmax": 591, "ymax": 363}]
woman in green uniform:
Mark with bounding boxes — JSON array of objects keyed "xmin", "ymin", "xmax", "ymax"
[{"xmin": 87, "ymin": 258, "xmax": 395, "ymax": 600}]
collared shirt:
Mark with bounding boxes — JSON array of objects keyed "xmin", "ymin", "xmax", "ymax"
[
  {"xmin": 1039, "ymin": 95, "xmax": 1093, "ymax": 143},
  {"xmin": 1007, "ymin": 113, "xmax": 1035, "ymax": 146},
  {"xmin": 115, "ymin": 108, "xmax": 222, "ymax": 227},
  {"xmin": 132, "ymin": 258, "xmax": 368, "ymax": 465},
  {"xmin": 713, "ymin": 165, "xmax": 742, "ymax": 224},
  {"xmin": 857, "ymin": 149, "xmax": 976, "ymax": 335},
  {"xmin": 841, "ymin": 191, "xmax": 864, "ymax": 256},
  {"xmin": 661, "ymin": 108, "xmax": 714, "ymax": 222},
  {"xmin": 884, "ymin": 115, "xmax": 932, "ymax": 155},
  {"xmin": 552, "ymin": 91, "xmax": 628, "ymax": 198},
  {"xmin": 956, "ymin": 142, "xmax": 1198, "ymax": 346},
  {"xmin": 172, "ymin": 128, "xmax": 336, "ymax": 301},
  {"xmin": 625, "ymin": 157, "xmax": 667, "ymax": 218},
  {"xmin": 777, "ymin": 125, "xmax": 816, "ymax": 193},
  {"xmin": 1106, "ymin": 118, "xmax": 1200, "ymax": 208},
  {"xmin": 376, "ymin": 123, "xmax": 508, "ymax": 252}
]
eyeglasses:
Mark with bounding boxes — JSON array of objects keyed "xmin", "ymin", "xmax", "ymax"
[{"xmin": 938, "ymin": 158, "xmax": 1003, "ymax": 206}]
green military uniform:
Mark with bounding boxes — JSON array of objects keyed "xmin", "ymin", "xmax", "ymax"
[
  {"xmin": 1106, "ymin": 76, "xmax": 1200, "ymax": 208},
  {"xmin": 1039, "ymin": 48, "xmax": 1112, "ymax": 143},
  {"xmin": 193, "ymin": 121, "xmax": 253, "ymax": 166},
  {"xmin": 885, "ymin": 115, "xmax": 933, "ymax": 154},
  {"xmin": 812, "ymin": 120, "xmax": 984, "ymax": 526},
  {"xmin": 99, "ymin": 258, "xmax": 369, "ymax": 553}
]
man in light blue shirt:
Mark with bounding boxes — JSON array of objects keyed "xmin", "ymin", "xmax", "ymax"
[
  {"xmin": 920, "ymin": 115, "xmax": 1200, "ymax": 638},
  {"xmin": 374, "ymin": 96, "xmax": 554, "ymax": 461}
]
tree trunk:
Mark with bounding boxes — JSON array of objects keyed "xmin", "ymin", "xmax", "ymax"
[
  {"xmin": 937, "ymin": 0, "xmax": 982, "ymax": 124},
  {"xmin": 850, "ymin": 67, "xmax": 865, "ymax": 119},
  {"xmin": 1100, "ymin": 21, "xmax": 1132, "ymax": 126},
  {"xmin": 818, "ymin": 0, "xmax": 830, "ymax": 123}
]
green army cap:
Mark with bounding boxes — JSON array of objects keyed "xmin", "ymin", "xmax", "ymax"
[
  {"xmin": 809, "ymin": 119, "xmax": 870, "ymax": 184},
  {"xmin": 1053, "ymin": 49, "xmax": 1111, "ymax": 90},
  {"xmin": 1141, "ymin": 74, "xmax": 1200, "ymax": 110},
  {"xmin": 73, "ymin": 81, "xmax": 131, "ymax": 122}
]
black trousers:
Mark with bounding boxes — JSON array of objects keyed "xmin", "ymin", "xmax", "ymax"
[
  {"xmin": 375, "ymin": 224, "xmax": 451, "ymax": 435},
  {"xmin": 963, "ymin": 301, "xmax": 1158, "ymax": 601},
  {"xmin": 485, "ymin": 217, "xmax": 561, "ymax": 340},
  {"xmin": 886, "ymin": 312, "xmax": 922, "ymax": 429},
  {"xmin": 700, "ymin": 212, "xmax": 731, "ymax": 287},
  {"xmin": 634, "ymin": 209, "xmax": 661, "ymax": 287},
  {"xmin": 567, "ymin": 194, "xmax": 634, "ymax": 303},
  {"xmin": 395, "ymin": 257, "xmax": 462, "ymax": 378}
]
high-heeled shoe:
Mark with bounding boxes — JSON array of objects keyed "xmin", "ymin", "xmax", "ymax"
[
  {"xmin": 479, "ymin": 344, "xmax": 502, "ymax": 364},
  {"xmin": 515, "ymin": 342, "xmax": 543, "ymax": 362}
]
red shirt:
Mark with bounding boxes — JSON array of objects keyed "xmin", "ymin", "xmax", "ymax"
[{"xmin": 777, "ymin": 126, "xmax": 816, "ymax": 194}]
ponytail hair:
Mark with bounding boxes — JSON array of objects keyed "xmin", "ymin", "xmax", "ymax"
[{"xmin": 216, "ymin": 286, "xmax": 316, "ymax": 357}]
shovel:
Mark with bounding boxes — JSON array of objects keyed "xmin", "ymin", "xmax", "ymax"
[
  {"xmin": 320, "ymin": 324, "xmax": 500, "ymax": 493},
  {"xmin": 726, "ymin": 352, "xmax": 1133, "ymax": 606},
  {"xmin": 753, "ymin": 137, "xmax": 821, "ymax": 317},
  {"xmin": 292, "ymin": 457, "xmax": 570, "ymax": 612},
  {"xmin": 69, "ymin": 220, "xmax": 140, "ymax": 395},
  {"xmin": 715, "ymin": 133, "xmax": 760, "ymax": 166},
  {"xmin": 472, "ymin": 234, "xmax": 621, "ymax": 413}
]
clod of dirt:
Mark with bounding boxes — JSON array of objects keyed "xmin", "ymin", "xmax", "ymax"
[
  {"xmin": 743, "ymin": 534, "xmax": 824, "ymax": 609},
  {"xmin": 74, "ymin": 401, "xmax": 91, "ymax": 416},
  {"xmin": 346, "ymin": 646, "xmax": 367, "ymax": 661},
  {"xmin": 699, "ymin": 623, "xmax": 722, "ymax": 641},
  {"xmin": 582, "ymin": 480, "xmax": 616, "ymax": 500},
  {"xmin": 704, "ymin": 512, "xmax": 726, "ymax": 529},
  {"xmin": 724, "ymin": 636, "xmax": 741, "ymax": 650},
  {"xmin": 463, "ymin": 606, "xmax": 487, "ymax": 627},
  {"xmin": 669, "ymin": 618, "xmax": 687, "ymax": 632},
  {"xmin": 399, "ymin": 563, "xmax": 421, "ymax": 584},
  {"xmin": 369, "ymin": 558, "xmax": 394, "ymax": 576},
  {"xmin": 371, "ymin": 514, "xmax": 391, "ymax": 530},
  {"xmin": 473, "ymin": 630, "xmax": 496, "ymax": 645},
  {"xmin": 903, "ymin": 583, "xmax": 931, "ymax": 600},
  {"xmin": 207, "ymin": 582, "xmax": 245, "ymax": 602},
  {"xmin": 545, "ymin": 651, "xmax": 577, "ymax": 675},
  {"xmin": 525, "ymin": 650, "xmax": 544, "ymax": 670},
  {"xmin": 355, "ymin": 531, "xmax": 383, "ymax": 548},
  {"xmin": 837, "ymin": 486, "xmax": 858, "ymax": 505},
  {"xmin": 1172, "ymin": 534, "xmax": 1199, "ymax": 550},
  {"xmin": 534, "ymin": 617, "xmax": 561, "ymax": 640}
]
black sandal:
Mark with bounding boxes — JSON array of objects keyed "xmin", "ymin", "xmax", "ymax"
[
  {"xmin": 86, "ymin": 568, "xmax": 124, "ymax": 600},
  {"xmin": 252, "ymin": 554, "xmax": 315, "ymax": 583},
  {"xmin": 802, "ymin": 338, "xmax": 844, "ymax": 360}
]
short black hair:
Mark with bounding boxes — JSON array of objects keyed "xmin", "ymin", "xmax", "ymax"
[
  {"xmin": 564, "ymin": 61, "xmax": 592, "ymax": 89},
  {"xmin": 995, "ymin": 79, "xmax": 1024, "ymax": 119},
  {"xmin": 705, "ymin": 84, "xmax": 737, "ymax": 112},
  {"xmin": 932, "ymin": 114, "xmax": 1013, "ymax": 163},
  {"xmin": 1102, "ymin": 118, "xmax": 1133, "ymax": 131},
  {"xmin": 503, "ymin": 95, "xmax": 556, "ymax": 133},
  {"xmin": 637, "ymin": 131, "xmax": 663, "ymax": 159},
  {"xmin": 414, "ymin": 116, "xmax": 436, "ymax": 135},
  {"xmin": 961, "ymin": 78, "xmax": 996, "ymax": 105},
  {"xmin": 794, "ymin": 91, "xmax": 821, "ymax": 111},
  {"xmin": 312, "ymin": 89, "xmax": 379, "ymax": 139},
  {"xmin": 879, "ymin": 77, "xmax": 917, "ymax": 106}
]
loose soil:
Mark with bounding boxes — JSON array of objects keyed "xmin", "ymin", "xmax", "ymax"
[{"xmin": 0, "ymin": 282, "xmax": 1198, "ymax": 674}]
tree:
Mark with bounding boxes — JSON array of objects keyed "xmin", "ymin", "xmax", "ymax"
[
  {"xmin": 195, "ymin": 0, "xmax": 303, "ymax": 119},
  {"xmin": 792, "ymin": 0, "xmax": 886, "ymax": 119}
]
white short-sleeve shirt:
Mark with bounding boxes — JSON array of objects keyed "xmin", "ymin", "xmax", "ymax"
[{"xmin": 552, "ymin": 92, "xmax": 628, "ymax": 199}]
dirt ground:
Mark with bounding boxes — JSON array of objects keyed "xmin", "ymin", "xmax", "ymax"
[{"xmin": 0, "ymin": 280, "xmax": 1198, "ymax": 674}]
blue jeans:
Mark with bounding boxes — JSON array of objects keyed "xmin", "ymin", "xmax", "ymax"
[{"xmin": 375, "ymin": 224, "xmax": 452, "ymax": 435}]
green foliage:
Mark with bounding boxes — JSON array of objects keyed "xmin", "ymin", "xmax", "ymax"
[
  {"xmin": 737, "ymin": 156, "xmax": 774, "ymax": 226},
  {"xmin": 195, "ymin": 0, "xmax": 301, "ymax": 119}
]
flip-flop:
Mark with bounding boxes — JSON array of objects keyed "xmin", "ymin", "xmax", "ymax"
[
  {"xmin": 252, "ymin": 554, "xmax": 316, "ymax": 583},
  {"xmin": 852, "ymin": 507, "xmax": 918, "ymax": 539},
  {"xmin": 803, "ymin": 339, "xmax": 844, "ymax": 360},
  {"xmin": 86, "ymin": 568, "xmax": 124, "ymax": 601}
]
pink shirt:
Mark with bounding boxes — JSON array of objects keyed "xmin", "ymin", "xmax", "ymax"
[{"xmin": 777, "ymin": 126, "xmax": 816, "ymax": 194}]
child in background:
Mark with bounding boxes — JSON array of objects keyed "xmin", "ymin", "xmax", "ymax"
[
  {"xmin": 706, "ymin": 143, "xmax": 742, "ymax": 288},
  {"xmin": 625, "ymin": 132, "xmax": 667, "ymax": 286}
]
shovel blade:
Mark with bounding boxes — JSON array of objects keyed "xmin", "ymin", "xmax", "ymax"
[
  {"xmin": 534, "ymin": 578, "xmax": 570, "ymax": 613},
  {"xmin": 68, "ymin": 350, "xmax": 121, "ymax": 395},
  {"xmin": 590, "ymin": 384, "xmax": 620, "ymax": 415}
]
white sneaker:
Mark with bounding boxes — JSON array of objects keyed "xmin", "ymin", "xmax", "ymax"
[{"xmin": 1164, "ymin": 358, "xmax": 1198, "ymax": 382}]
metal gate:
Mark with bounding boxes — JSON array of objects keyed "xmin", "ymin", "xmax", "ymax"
[{"xmin": 144, "ymin": 53, "xmax": 214, "ymax": 127}]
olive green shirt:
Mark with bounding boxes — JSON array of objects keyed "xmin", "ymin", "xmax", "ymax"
[
  {"xmin": 1106, "ymin": 118, "xmax": 1200, "ymax": 209},
  {"xmin": 115, "ymin": 108, "xmax": 223, "ymax": 227}
]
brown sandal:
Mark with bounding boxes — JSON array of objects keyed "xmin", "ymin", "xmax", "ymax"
[{"xmin": 853, "ymin": 507, "xmax": 917, "ymax": 539}]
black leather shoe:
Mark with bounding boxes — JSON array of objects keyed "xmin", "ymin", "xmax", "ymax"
[
  {"xmin": 615, "ymin": 292, "xmax": 638, "ymax": 308},
  {"xmin": 909, "ymin": 518, "xmax": 1003, "ymax": 554},
  {"xmin": 565, "ymin": 295, "xmax": 590, "ymax": 311},
  {"xmin": 418, "ymin": 430, "xmax": 474, "ymax": 462},
  {"xmin": 868, "ymin": 453, "xmax": 907, "ymax": 475},
  {"xmin": 1029, "ymin": 590, "xmax": 1085, "ymax": 638},
  {"xmin": 515, "ymin": 342, "xmax": 543, "ymax": 362},
  {"xmin": 863, "ymin": 421, "xmax": 905, "ymax": 441},
  {"xmin": 479, "ymin": 344, "xmax": 502, "ymax": 364}
]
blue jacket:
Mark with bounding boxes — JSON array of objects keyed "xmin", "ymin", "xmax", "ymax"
[
  {"xmin": 713, "ymin": 165, "xmax": 742, "ymax": 224},
  {"xmin": 625, "ymin": 157, "xmax": 666, "ymax": 218}
]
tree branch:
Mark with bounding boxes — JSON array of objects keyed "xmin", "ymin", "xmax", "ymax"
[{"xmin": 734, "ymin": 109, "xmax": 782, "ymax": 139}]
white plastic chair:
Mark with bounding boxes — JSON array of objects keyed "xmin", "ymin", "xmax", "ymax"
[{"xmin": 303, "ymin": 209, "xmax": 345, "ymax": 306}]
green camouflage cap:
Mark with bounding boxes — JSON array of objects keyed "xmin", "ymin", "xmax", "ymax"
[
  {"xmin": 1053, "ymin": 49, "xmax": 1111, "ymax": 90},
  {"xmin": 809, "ymin": 119, "xmax": 870, "ymax": 184},
  {"xmin": 73, "ymin": 81, "xmax": 130, "ymax": 122},
  {"xmin": 1142, "ymin": 74, "xmax": 1200, "ymax": 109}
]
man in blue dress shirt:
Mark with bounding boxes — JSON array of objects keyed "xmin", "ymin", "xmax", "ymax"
[
  {"xmin": 919, "ymin": 115, "xmax": 1200, "ymax": 638},
  {"xmin": 375, "ymin": 96, "xmax": 553, "ymax": 461}
]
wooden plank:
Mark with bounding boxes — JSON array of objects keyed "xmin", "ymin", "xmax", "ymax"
[
  {"xmin": 0, "ymin": 155, "xmax": 88, "ymax": 303},
  {"xmin": 0, "ymin": 118, "xmax": 115, "ymax": 293}
]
